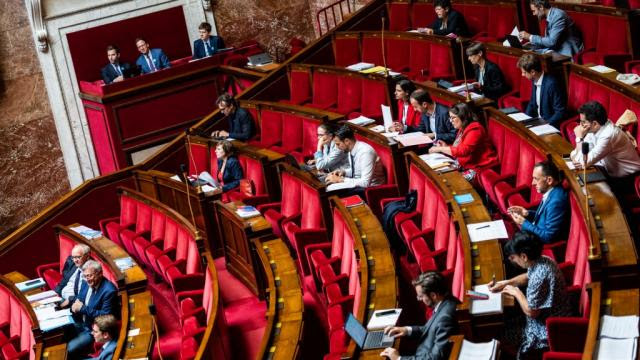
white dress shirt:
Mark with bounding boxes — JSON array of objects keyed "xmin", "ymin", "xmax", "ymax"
[
  {"xmin": 570, "ymin": 120, "xmax": 640, "ymax": 178},
  {"xmin": 60, "ymin": 268, "xmax": 83, "ymax": 300},
  {"xmin": 342, "ymin": 141, "xmax": 386, "ymax": 188},
  {"xmin": 535, "ymin": 73, "xmax": 544, "ymax": 119}
]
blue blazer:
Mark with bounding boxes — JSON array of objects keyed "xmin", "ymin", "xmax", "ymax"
[
  {"xmin": 100, "ymin": 62, "xmax": 133, "ymax": 84},
  {"xmin": 407, "ymin": 103, "xmax": 457, "ymax": 144},
  {"xmin": 72, "ymin": 279, "xmax": 118, "ymax": 328},
  {"xmin": 193, "ymin": 36, "xmax": 225, "ymax": 59},
  {"xmin": 529, "ymin": 7, "xmax": 583, "ymax": 57},
  {"xmin": 87, "ymin": 340, "xmax": 116, "ymax": 360},
  {"xmin": 217, "ymin": 156, "xmax": 244, "ymax": 192},
  {"xmin": 135, "ymin": 48, "xmax": 171, "ymax": 74},
  {"xmin": 525, "ymin": 74, "xmax": 566, "ymax": 127},
  {"xmin": 521, "ymin": 186, "xmax": 570, "ymax": 244}
]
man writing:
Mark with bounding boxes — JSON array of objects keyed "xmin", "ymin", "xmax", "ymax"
[
  {"xmin": 380, "ymin": 272, "xmax": 459, "ymax": 360},
  {"xmin": 135, "ymin": 37, "xmax": 170, "ymax": 74},
  {"xmin": 508, "ymin": 160, "xmax": 569, "ymax": 244},
  {"xmin": 56, "ymin": 244, "xmax": 90, "ymax": 306},
  {"xmin": 66, "ymin": 260, "xmax": 118, "ymax": 358},
  {"xmin": 402, "ymin": 89, "xmax": 456, "ymax": 144},
  {"xmin": 517, "ymin": 54, "xmax": 566, "ymax": 127},
  {"xmin": 87, "ymin": 315, "xmax": 118, "ymax": 360},
  {"xmin": 100, "ymin": 45, "xmax": 132, "ymax": 84}
]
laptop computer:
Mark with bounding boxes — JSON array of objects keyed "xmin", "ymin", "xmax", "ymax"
[
  {"xmin": 247, "ymin": 53, "xmax": 272, "ymax": 66},
  {"xmin": 344, "ymin": 313, "xmax": 395, "ymax": 350},
  {"xmin": 505, "ymin": 35, "xmax": 523, "ymax": 49}
]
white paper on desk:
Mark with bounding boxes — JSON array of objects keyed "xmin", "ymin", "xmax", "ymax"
[
  {"xmin": 370, "ymin": 125, "xmax": 385, "ymax": 133},
  {"xmin": 348, "ymin": 116, "xmax": 376, "ymax": 126},
  {"xmin": 596, "ymin": 338, "xmax": 638, "ymax": 360},
  {"xmin": 590, "ymin": 65, "xmax": 616, "ymax": 74},
  {"xmin": 35, "ymin": 307, "xmax": 71, "ymax": 321},
  {"xmin": 170, "ymin": 174, "xmax": 181, "ymax": 181},
  {"xmin": 529, "ymin": 124, "xmax": 560, "ymax": 136},
  {"xmin": 40, "ymin": 315, "xmax": 73, "ymax": 332},
  {"xmin": 407, "ymin": 29, "xmax": 421, "ymax": 33},
  {"xmin": 448, "ymin": 83, "xmax": 473, "ymax": 93},
  {"xmin": 327, "ymin": 182, "xmax": 356, "ymax": 192},
  {"xmin": 382, "ymin": 105, "xmax": 393, "ymax": 130},
  {"xmin": 459, "ymin": 338, "xmax": 499, "ymax": 360},
  {"xmin": 346, "ymin": 62, "xmax": 375, "ymax": 71},
  {"xmin": 508, "ymin": 112, "xmax": 532, "ymax": 122},
  {"xmin": 128, "ymin": 328, "xmax": 141, "ymax": 336},
  {"xmin": 502, "ymin": 26, "xmax": 521, "ymax": 47},
  {"xmin": 367, "ymin": 309, "xmax": 402, "ymax": 330},
  {"xmin": 600, "ymin": 315, "xmax": 640, "ymax": 339},
  {"xmin": 458, "ymin": 91, "xmax": 483, "ymax": 100},
  {"xmin": 467, "ymin": 220, "xmax": 509, "ymax": 242},
  {"xmin": 419, "ymin": 153, "xmax": 455, "ymax": 170},
  {"xmin": 35, "ymin": 296, "xmax": 62, "ymax": 305},
  {"xmin": 564, "ymin": 160, "xmax": 576, "ymax": 170},
  {"xmin": 382, "ymin": 131, "xmax": 399, "ymax": 138},
  {"xmin": 27, "ymin": 290, "xmax": 58, "ymax": 302},
  {"xmin": 394, "ymin": 132, "xmax": 433, "ymax": 146},
  {"xmin": 470, "ymin": 284, "xmax": 503, "ymax": 315}
]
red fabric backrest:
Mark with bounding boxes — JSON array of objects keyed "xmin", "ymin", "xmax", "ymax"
[
  {"xmin": 408, "ymin": 164, "xmax": 427, "ymax": 213},
  {"xmin": 349, "ymin": 252, "xmax": 361, "ymax": 315},
  {"xmin": 238, "ymin": 155, "xmax": 266, "ymax": 195},
  {"xmin": 300, "ymin": 181, "xmax": 324, "ymax": 229},
  {"xmin": 433, "ymin": 203, "xmax": 451, "ymax": 251},
  {"xmin": 163, "ymin": 217, "xmax": 179, "ymax": 251},
  {"xmin": 360, "ymin": 78, "xmax": 389, "ymax": 119},
  {"xmin": 355, "ymin": 134, "xmax": 393, "ymax": 184},
  {"xmin": 501, "ymin": 126, "xmax": 522, "ymax": 176},
  {"xmin": 301, "ymin": 118, "xmax": 320, "ymax": 158},
  {"xmin": 411, "ymin": 3, "xmax": 436, "ymax": 28},
  {"xmin": 520, "ymin": 77, "xmax": 532, "ymax": 102},
  {"xmin": 361, "ymin": 37, "xmax": 384, "ymax": 66},
  {"xmin": 609, "ymin": 93, "xmax": 631, "ymax": 122},
  {"xmin": 630, "ymin": 0, "xmax": 640, "ymax": 9},
  {"xmin": 0, "ymin": 293, "xmax": 35, "ymax": 357},
  {"xmin": 385, "ymin": 38, "xmax": 410, "ymax": 71},
  {"xmin": 420, "ymin": 181, "xmax": 442, "ymax": 231},
  {"xmin": 340, "ymin": 222, "xmax": 355, "ymax": 279},
  {"xmin": 565, "ymin": 193, "xmax": 588, "ymax": 267},
  {"xmin": 409, "ymin": 40, "xmax": 431, "ymax": 76},
  {"xmin": 446, "ymin": 220, "xmax": 458, "ymax": 270},
  {"xmin": 186, "ymin": 238, "xmax": 201, "ymax": 274},
  {"xmin": 203, "ymin": 267, "xmax": 213, "ymax": 318},
  {"xmin": 175, "ymin": 227, "xmax": 191, "ymax": 262},
  {"xmin": 338, "ymin": 75, "xmax": 363, "ymax": 112},
  {"xmin": 452, "ymin": 232, "xmax": 465, "ymax": 301},
  {"xmin": 97, "ymin": 257, "xmax": 118, "ymax": 285},
  {"xmin": 515, "ymin": 142, "xmax": 539, "ymax": 188},
  {"xmin": 568, "ymin": 12, "xmax": 597, "ymax": 50},
  {"xmin": 120, "ymin": 195, "xmax": 138, "ymax": 226},
  {"xmin": 459, "ymin": 4, "xmax": 488, "ymax": 35},
  {"xmin": 333, "ymin": 37, "xmax": 360, "ymax": 67},
  {"xmin": 289, "ymin": 69, "xmax": 312, "ymax": 104},
  {"xmin": 596, "ymin": 16, "xmax": 628, "ymax": 54},
  {"xmin": 488, "ymin": 6, "xmax": 518, "ymax": 39},
  {"xmin": 188, "ymin": 142, "xmax": 208, "ymax": 177},
  {"xmin": 567, "ymin": 73, "xmax": 591, "ymax": 112},
  {"xmin": 135, "ymin": 202, "xmax": 152, "ymax": 234},
  {"xmin": 331, "ymin": 209, "xmax": 347, "ymax": 259},
  {"xmin": 388, "ymin": 2, "xmax": 411, "ymax": 31},
  {"xmin": 259, "ymin": 109, "xmax": 283, "ymax": 148},
  {"xmin": 59, "ymin": 233, "xmax": 76, "ymax": 270},
  {"xmin": 312, "ymin": 71, "xmax": 339, "ymax": 106},
  {"xmin": 429, "ymin": 43, "xmax": 453, "ymax": 78},
  {"xmin": 281, "ymin": 172, "xmax": 302, "ymax": 218},
  {"xmin": 487, "ymin": 52, "xmax": 519, "ymax": 92},
  {"xmin": 281, "ymin": 114, "xmax": 303, "ymax": 152},
  {"xmin": 150, "ymin": 209, "xmax": 166, "ymax": 242},
  {"xmin": 208, "ymin": 144, "xmax": 219, "ymax": 176}
]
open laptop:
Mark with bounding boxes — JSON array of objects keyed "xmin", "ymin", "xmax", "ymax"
[
  {"xmin": 505, "ymin": 35, "xmax": 524, "ymax": 49},
  {"xmin": 344, "ymin": 313, "xmax": 395, "ymax": 350},
  {"xmin": 247, "ymin": 53, "xmax": 272, "ymax": 66}
]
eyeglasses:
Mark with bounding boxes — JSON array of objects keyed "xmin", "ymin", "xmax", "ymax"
[
  {"xmin": 317, "ymin": 133, "xmax": 327, "ymax": 137},
  {"xmin": 71, "ymin": 255, "xmax": 84, "ymax": 260}
]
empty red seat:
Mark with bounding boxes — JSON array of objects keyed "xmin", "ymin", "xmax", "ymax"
[
  {"xmin": 388, "ymin": 2, "xmax": 411, "ymax": 31},
  {"xmin": 332, "ymin": 35, "xmax": 359, "ymax": 67},
  {"xmin": 99, "ymin": 192, "xmax": 138, "ymax": 246}
]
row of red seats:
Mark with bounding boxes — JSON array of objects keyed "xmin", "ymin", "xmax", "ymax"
[
  {"xmin": 0, "ymin": 281, "xmax": 35, "ymax": 360},
  {"xmin": 333, "ymin": 31, "xmax": 457, "ymax": 82}
]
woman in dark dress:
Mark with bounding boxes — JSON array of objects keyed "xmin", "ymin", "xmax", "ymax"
[
  {"xmin": 466, "ymin": 42, "xmax": 509, "ymax": 102},
  {"xmin": 215, "ymin": 140, "xmax": 243, "ymax": 192},
  {"xmin": 419, "ymin": 0, "xmax": 470, "ymax": 37}
]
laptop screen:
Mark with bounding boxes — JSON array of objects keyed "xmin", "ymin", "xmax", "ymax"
[{"xmin": 344, "ymin": 313, "xmax": 367, "ymax": 348}]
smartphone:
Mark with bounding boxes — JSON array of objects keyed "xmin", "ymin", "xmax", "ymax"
[
  {"xmin": 466, "ymin": 290, "xmax": 489, "ymax": 300},
  {"xmin": 375, "ymin": 309, "xmax": 397, "ymax": 317}
]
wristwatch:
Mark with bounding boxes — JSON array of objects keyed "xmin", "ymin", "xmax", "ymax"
[{"xmin": 576, "ymin": 137, "xmax": 583, "ymax": 142}]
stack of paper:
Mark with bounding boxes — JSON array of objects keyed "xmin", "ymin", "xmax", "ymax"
[
  {"xmin": 459, "ymin": 338, "xmax": 499, "ymax": 360},
  {"xmin": 70, "ymin": 225, "xmax": 102, "ymax": 239},
  {"xmin": 348, "ymin": 116, "xmax": 376, "ymax": 126},
  {"xmin": 369, "ymin": 125, "xmax": 385, "ymax": 133},
  {"xmin": 447, "ymin": 83, "xmax": 473, "ymax": 93},
  {"xmin": 467, "ymin": 220, "xmax": 509, "ymax": 242},
  {"xmin": 590, "ymin": 65, "xmax": 615, "ymax": 74},
  {"xmin": 528, "ymin": 124, "xmax": 560, "ymax": 136},
  {"xmin": 508, "ymin": 112, "xmax": 532, "ymax": 122},
  {"xmin": 115, "ymin": 257, "xmax": 135, "ymax": 271},
  {"xmin": 367, "ymin": 309, "xmax": 402, "ymax": 330},
  {"xmin": 469, "ymin": 284, "xmax": 503, "ymax": 315},
  {"xmin": 346, "ymin": 62, "xmax": 375, "ymax": 71},
  {"xmin": 40, "ymin": 315, "xmax": 74, "ymax": 332},
  {"xmin": 595, "ymin": 315, "xmax": 639, "ymax": 360},
  {"xmin": 458, "ymin": 91, "xmax": 484, "ymax": 100},
  {"xmin": 394, "ymin": 132, "xmax": 434, "ymax": 146},
  {"xmin": 35, "ymin": 307, "xmax": 71, "ymax": 321},
  {"xmin": 236, "ymin": 205, "xmax": 261, "ymax": 219},
  {"xmin": 27, "ymin": 290, "xmax": 58, "ymax": 302},
  {"xmin": 502, "ymin": 26, "xmax": 521, "ymax": 47},
  {"xmin": 16, "ymin": 278, "xmax": 45, "ymax": 292},
  {"xmin": 419, "ymin": 153, "xmax": 455, "ymax": 172}
]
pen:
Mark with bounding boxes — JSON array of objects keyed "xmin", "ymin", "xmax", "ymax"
[
  {"xmin": 491, "ymin": 273, "xmax": 496, "ymax": 286},
  {"xmin": 476, "ymin": 225, "xmax": 490, "ymax": 230}
]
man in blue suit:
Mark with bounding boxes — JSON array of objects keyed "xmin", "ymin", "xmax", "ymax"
[
  {"xmin": 519, "ymin": 0, "xmax": 583, "ymax": 57},
  {"xmin": 404, "ymin": 89, "xmax": 457, "ymax": 144},
  {"xmin": 193, "ymin": 22, "xmax": 225, "ymax": 60},
  {"xmin": 85, "ymin": 315, "xmax": 118, "ymax": 360},
  {"xmin": 508, "ymin": 160, "xmax": 569, "ymax": 244},
  {"xmin": 67, "ymin": 260, "xmax": 118, "ymax": 359},
  {"xmin": 518, "ymin": 54, "xmax": 566, "ymax": 127},
  {"xmin": 135, "ymin": 37, "xmax": 170, "ymax": 74},
  {"xmin": 100, "ymin": 45, "xmax": 133, "ymax": 84}
]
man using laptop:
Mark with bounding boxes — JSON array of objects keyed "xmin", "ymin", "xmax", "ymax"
[{"xmin": 380, "ymin": 272, "xmax": 459, "ymax": 360}]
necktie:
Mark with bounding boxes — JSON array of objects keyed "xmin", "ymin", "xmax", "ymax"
[
  {"xmin": 349, "ymin": 152, "xmax": 355, "ymax": 176},
  {"xmin": 204, "ymin": 40, "xmax": 211, "ymax": 56},
  {"xmin": 113, "ymin": 63, "xmax": 122, "ymax": 76},
  {"xmin": 73, "ymin": 268, "xmax": 81, "ymax": 295},
  {"xmin": 146, "ymin": 54, "xmax": 157, "ymax": 72}
]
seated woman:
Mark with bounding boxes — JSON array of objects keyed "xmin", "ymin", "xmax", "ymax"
[
  {"xmin": 215, "ymin": 140, "xmax": 243, "ymax": 192},
  {"xmin": 306, "ymin": 122, "xmax": 348, "ymax": 172},
  {"xmin": 466, "ymin": 42, "xmax": 508, "ymax": 102},
  {"xmin": 389, "ymin": 79, "xmax": 421, "ymax": 132},
  {"xmin": 428, "ymin": 103, "xmax": 497, "ymax": 182},
  {"xmin": 419, "ymin": 0, "xmax": 469, "ymax": 37},
  {"xmin": 489, "ymin": 232, "xmax": 572, "ymax": 359}
]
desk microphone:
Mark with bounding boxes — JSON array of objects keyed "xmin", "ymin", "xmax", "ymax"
[
  {"xmin": 180, "ymin": 163, "xmax": 201, "ymax": 239},
  {"xmin": 457, "ymin": 38, "xmax": 471, "ymax": 102},
  {"xmin": 380, "ymin": 9, "xmax": 389, "ymax": 77},
  {"xmin": 581, "ymin": 141, "xmax": 596, "ymax": 257},
  {"xmin": 148, "ymin": 303, "xmax": 164, "ymax": 360}
]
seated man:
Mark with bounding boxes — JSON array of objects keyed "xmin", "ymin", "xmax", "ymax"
[
  {"xmin": 193, "ymin": 22, "xmax": 225, "ymax": 59},
  {"xmin": 135, "ymin": 37, "xmax": 170, "ymax": 74},
  {"xmin": 101, "ymin": 45, "xmax": 132, "ymax": 84},
  {"xmin": 211, "ymin": 93, "xmax": 254, "ymax": 141},
  {"xmin": 56, "ymin": 244, "xmax": 90, "ymax": 306},
  {"xmin": 380, "ymin": 272, "xmax": 459, "ymax": 360},
  {"xmin": 87, "ymin": 315, "xmax": 118, "ymax": 360},
  {"xmin": 508, "ymin": 160, "xmax": 569, "ymax": 244},
  {"xmin": 570, "ymin": 101, "xmax": 640, "ymax": 192},
  {"xmin": 519, "ymin": 0, "xmax": 583, "ymax": 57},
  {"xmin": 324, "ymin": 125, "xmax": 386, "ymax": 193},
  {"xmin": 306, "ymin": 122, "xmax": 348, "ymax": 172},
  {"xmin": 404, "ymin": 89, "xmax": 457, "ymax": 144},
  {"xmin": 418, "ymin": 0, "xmax": 469, "ymax": 37},
  {"xmin": 66, "ymin": 260, "xmax": 118, "ymax": 359},
  {"xmin": 518, "ymin": 54, "xmax": 566, "ymax": 127}
]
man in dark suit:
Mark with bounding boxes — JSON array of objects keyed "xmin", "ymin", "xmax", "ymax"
[
  {"xmin": 67, "ymin": 260, "xmax": 118, "ymax": 358},
  {"xmin": 100, "ymin": 45, "xmax": 132, "ymax": 84},
  {"xmin": 508, "ymin": 160, "xmax": 569, "ymax": 244},
  {"xmin": 518, "ymin": 54, "xmax": 566, "ymax": 127},
  {"xmin": 380, "ymin": 272, "xmax": 459, "ymax": 360},
  {"xmin": 404, "ymin": 89, "xmax": 457, "ymax": 144},
  {"xmin": 211, "ymin": 93, "xmax": 254, "ymax": 141},
  {"xmin": 135, "ymin": 37, "xmax": 170, "ymax": 74},
  {"xmin": 193, "ymin": 22, "xmax": 225, "ymax": 60},
  {"xmin": 56, "ymin": 244, "xmax": 90, "ymax": 304},
  {"xmin": 87, "ymin": 315, "xmax": 118, "ymax": 360}
]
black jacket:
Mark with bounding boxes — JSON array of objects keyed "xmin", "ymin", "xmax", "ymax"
[
  {"xmin": 475, "ymin": 60, "xmax": 508, "ymax": 102},
  {"xmin": 100, "ymin": 62, "xmax": 133, "ymax": 84},
  {"xmin": 217, "ymin": 156, "xmax": 244, "ymax": 192},
  {"xmin": 430, "ymin": 10, "xmax": 470, "ymax": 37},
  {"xmin": 54, "ymin": 256, "xmax": 78, "ymax": 295},
  {"xmin": 228, "ymin": 107, "xmax": 254, "ymax": 141}
]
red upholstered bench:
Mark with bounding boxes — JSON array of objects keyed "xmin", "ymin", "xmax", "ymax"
[{"xmin": 0, "ymin": 282, "xmax": 37, "ymax": 360}]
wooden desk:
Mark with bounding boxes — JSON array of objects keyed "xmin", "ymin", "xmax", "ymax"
[
  {"xmin": 247, "ymin": 62, "xmax": 281, "ymax": 72},
  {"xmin": 41, "ymin": 344, "xmax": 67, "ymax": 360}
]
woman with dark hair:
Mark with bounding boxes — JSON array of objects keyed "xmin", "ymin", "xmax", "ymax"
[
  {"xmin": 215, "ymin": 140, "xmax": 244, "ymax": 192},
  {"xmin": 389, "ymin": 79, "xmax": 421, "ymax": 132},
  {"xmin": 489, "ymin": 232, "xmax": 571, "ymax": 359},
  {"xmin": 466, "ymin": 42, "xmax": 508, "ymax": 102},
  {"xmin": 418, "ymin": 0, "xmax": 469, "ymax": 37},
  {"xmin": 428, "ymin": 103, "xmax": 497, "ymax": 182}
]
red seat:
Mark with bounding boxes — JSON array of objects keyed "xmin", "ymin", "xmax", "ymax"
[
  {"xmin": 332, "ymin": 35, "xmax": 360, "ymax": 67},
  {"xmin": 133, "ymin": 208, "xmax": 167, "ymax": 266},
  {"xmin": 388, "ymin": 2, "xmax": 411, "ymax": 31},
  {"xmin": 308, "ymin": 71, "xmax": 338, "ymax": 110},
  {"xmin": 225, "ymin": 154, "xmax": 270, "ymax": 206},
  {"xmin": 574, "ymin": 13, "xmax": 632, "ymax": 71},
  {"xmin": 120, "ymin": 201, "xmax": 152, "ymax": 259},
  {"xmin": 411, "ymin": 2, "xmax": 435, "ymax": 28},
  {"xmin": 99, "ymin": 193, "xmax": 138, "ymax": 246},
  {"xmin": 286, "ymin": 67, "xmax": 312, "ymax": 105},
  {"xmin": 328, "ymin": 75, "xmax": 362, "ymax": 115},
  {"xmin": 361, "ymin": 36, "xmax": 383, "ymax": 68}
]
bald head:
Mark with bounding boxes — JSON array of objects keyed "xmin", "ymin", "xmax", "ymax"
[{"xmin": 71, "ymin": 244, "xmax": 91, "ymax": 268}]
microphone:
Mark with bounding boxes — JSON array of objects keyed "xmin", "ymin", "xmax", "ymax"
[
  {"xmin": 180, "ymin": 163, "xmax": 201, "ymax": 239},
  {"xmin": 457, "ymin": 38, "xmax": 471, "ymax": 102},
  {"xmin": 380, "ymin": 9, "xmax": 389, "ymax": 77},
  {"xmin": 581, "ymin": 141, "xmax": 589, "ymax": 164},
  {"xmin": 580, "ymin": 141, "xmax": 597, "ymax": 257},
  {"xmin": 184, "ymin": 132, "xmax": 202, "ymax": 193},
  {"xmin": 148, "ymin": 303, "xmax": 164, "ymax": 360}
]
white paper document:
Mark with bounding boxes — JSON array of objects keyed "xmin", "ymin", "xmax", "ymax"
[
  {"xmin": 367, "ymin": 309, "xmax": 402, "ymax": 330},
  {"xmin": 448, "ymin": 83, "xmax": 473, "ymax": 93},
  {"xmin": 382, "ymin": 104, "xmax": 393, "ymax": 130},
  {"xmin": 382, "ymin": 131, "xmax": 399, "ymax": 138},
  {"xmin": 327, "ymin": 182, "xmax": 356, "ymax": 192},
  {"xmin": 590, "ymin": 65, "xmax": 616, "ymax": 74},
  {"xmin": 40, "ymin": 315, "xmax": 73, "ymax": 332},
  {"xmin": 35, "ymin": 307, "xmax": 71, "ymax": 321},
  {"xmin": 394, "ymin": 132, "xmax": 433, "ymax": 146},
  {"xmin": 27, "ymin": 290, "xmax": 58, "ymax": 302},
  {"xmin": 419, "ymin": 153, "xmax": 455, "ymax": 171},
  {"xmin": 346, "ymin": 62, "xmax": 375, "ymax": 71},
  {"xmin": 469, "ymin": 284, "xmax": 503, "ymax": 315},
  {"xmin": 596, "ymin": 338, "xmax": 638, "ymax": 360},
  {"xmin": 370, "ymin": 125, "xmax": 385, "ymax": 133},
  {"xmin": 459, "ymin": 338, "xmax": 499, "ymax": 360},
  {"xmin": 502, "ymin": 26, "xmax": 521, "ymax": 46},
  {"xmin": 348, "ymin": 116, "xmax": 376, "ymax": 126},
  {"xmin": 529, "ymin": 124, "xmax": 560, "ymax": 136},
  {"xmin": 600, "ymin": 315, "xmax": 640, "ymax": 339},
  {"xmin": 508, "ymin": 112, "xmax": 532, "ymax": 122},
  {"xmin": 467, "ymin": 220, "xmax": 509, "ymax": 242},
  {"xmin": 565, "ymin": 160, "xmax": 576, "ymax": 170}
]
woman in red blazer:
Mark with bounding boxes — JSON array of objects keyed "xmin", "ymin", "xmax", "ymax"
[
  {"xmin": 429, "ymin": 103, "xmax": 497, "ymax": 182},
  {"xmin": 389, "ymin": 79, "xmax": 421, "ymax": 132}
]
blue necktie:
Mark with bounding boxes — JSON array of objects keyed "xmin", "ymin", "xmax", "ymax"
[{"xmin": 73, "ymin": 268, "xmax": 81, "ymax": 295}]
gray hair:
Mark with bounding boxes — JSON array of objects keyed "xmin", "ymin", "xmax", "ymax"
[
  {"xmin": 82, "ymin": 260, "xmax": 102, "ymax": 273},
  {"xmin": 72, "ymin": 244, "xmax": 90, "ymax": 256}
]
